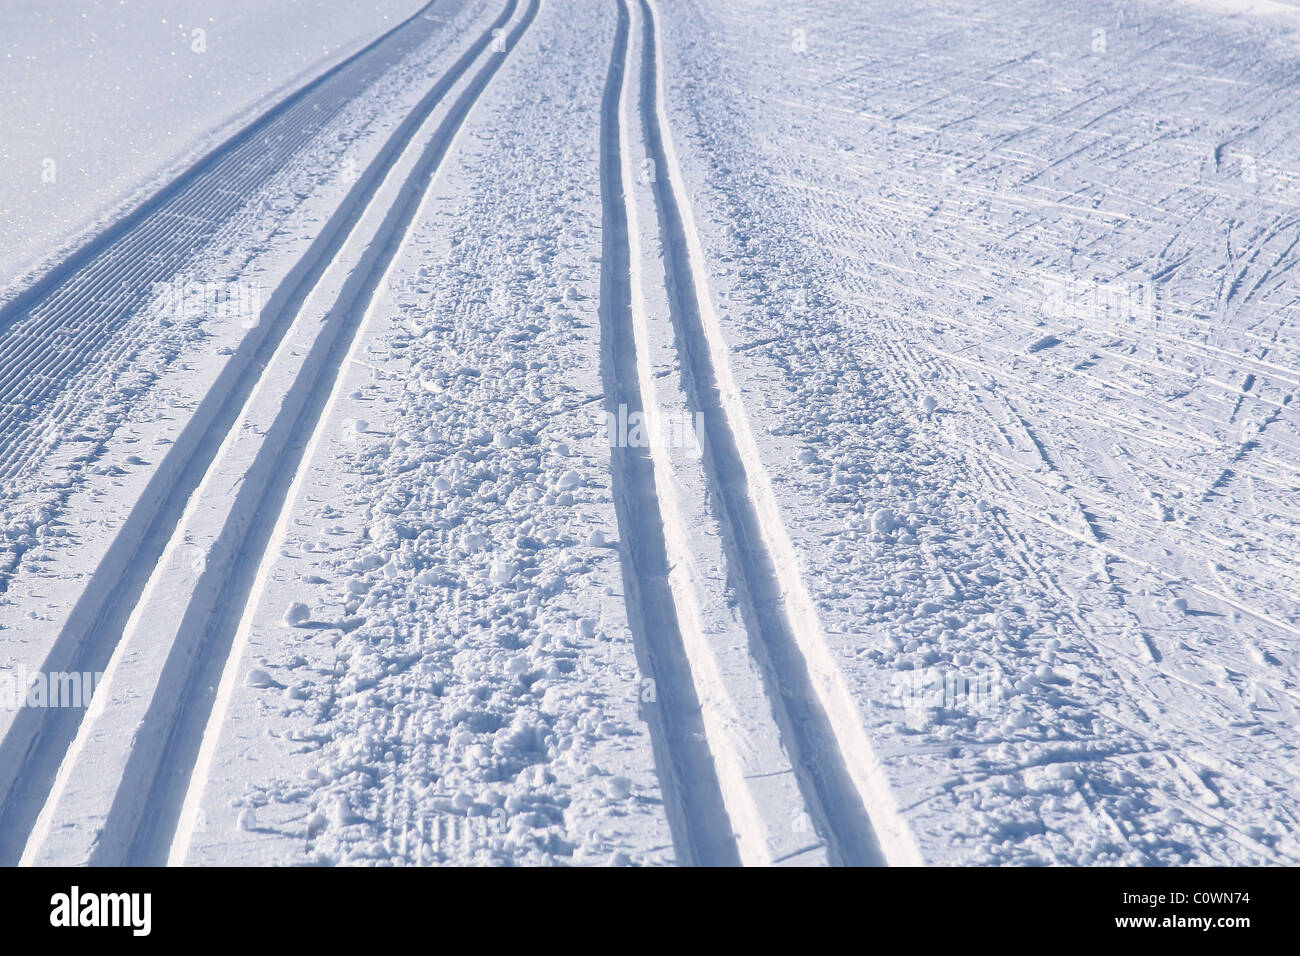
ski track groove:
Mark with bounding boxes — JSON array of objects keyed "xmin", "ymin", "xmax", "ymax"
[
  {"xmin": 123, "ymin": 0, "xmax": 543, "ymax": 868},
  {"xmin": 0, "ymin": 0, "xmax": 530, "ymax": 866},
  {"xmin": 622, "ymin": 0, "xmax": 920, "ymax": 867},
  {"xmin": 0, "ymin": 2, "xmax": 450, "ymax": 486},
  {"xmin": 595, "ymin": 0, "xmax": 743, "ymax": 867},
  {"xmin": 11, "ymin": 0, "xmax": 1291, "ymax": 869}
]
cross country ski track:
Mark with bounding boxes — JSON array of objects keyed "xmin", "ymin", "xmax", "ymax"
[
  {"xmin": 15, "ymin": 0, "xmax": 1285, "ymax": 870},
  {"xmin": 2, "ymin": 0, "xmax": 542, "ymax": 866},
  {"xmin": 1, "ymin": 0, "xmax": 921, "ymax": 869},
  {"xmin": 596, "ymin": 0, "xmax": 920, "ymax": 867},
  {"xmin": 0, "ymin": 0, "xmax": 448, "ymax": 491}
]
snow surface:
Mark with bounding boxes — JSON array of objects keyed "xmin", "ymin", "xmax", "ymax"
[
  {"xmin": 1, "ymin": 0, "xmax": 1299, "ymax": 866},
  {"xmin": 0, "ymin": 0, "xmax": 425, "ymax": 294}
]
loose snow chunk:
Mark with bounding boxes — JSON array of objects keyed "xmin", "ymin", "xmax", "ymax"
[
  {"xmin": 489, "ymin": 559, "xmax": 515, "ymax": 586},
  {"xmin": 329, "ymin": 795, "xmax": 357, "ymax": 826},
  {"xmin": 871, "ymin": 508, "xmax": 897, "ymax": 533},
  {"xmin": 246, "ymin": 668, "xmax": 278, "ymax": 688},
  {"xmin": 585, "ymin": 529, "xmax": 606, "ymax": 547},
  {"xmin": 349, "ymin": 554, "xmax": 384, "ymax": 572},
  {"xmin": 556, "ymin": 469, "xmax": 583, "ymax": 491},
  {"xmin": 283, "ymin": 602, "xmax": 311, "ymax": 626},
  {"xmin": 919, "ymin": 395, "xmax": 938, "ymax": 416}
]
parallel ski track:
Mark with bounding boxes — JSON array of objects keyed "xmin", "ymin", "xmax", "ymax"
[
  {"xmin": 0, "ymin": 1, "xmax": 449, "ymax": 486},
  {"xmin": 629, "ymin": 0, "xmax": 921, "ymax": 867},
  {"xmin": 120, "ymin": 0, "xmax": 542, "ymax": 866},
  {"xmin": 596, "ymin": 0, "xmax": 743, "ymax": 867},
  {"xmin": 0, "ymin": 0, "xmax": 529, "ymax": 865}
]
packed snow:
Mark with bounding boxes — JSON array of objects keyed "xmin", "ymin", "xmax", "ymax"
[
  {"xmin": 1, "ymin": 0, "xmax": 1299, "ymax": 867},
  {"xmin": 0, "ymin": 0, "xmax": 425, "ymax": 294}
]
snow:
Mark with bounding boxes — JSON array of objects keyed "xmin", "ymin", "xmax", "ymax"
[
  {"xmin": 283, "ymin": 602, "xmax": 311, "ymax": 627},
  {"xmin": 0, "ymin": 0, "xmax": 427, "ymax": 297},
  {"xmin": 1, "ymin": 0, "xmax": 1299, "ymax": 867}
]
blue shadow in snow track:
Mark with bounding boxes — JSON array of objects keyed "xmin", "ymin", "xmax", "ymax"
[
  {"xmin": 0, "ymin": 0, "xmax": 522, "ymax": 866},
  {"xmin": 597, "ymin": 0, "xmax": 741, "ymax": 867}
]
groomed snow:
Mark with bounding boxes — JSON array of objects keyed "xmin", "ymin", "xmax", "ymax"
[
  {"xmin": 1, "ymin": 0, "xmax": 1298, "ymax": 867},
  {"xmin": 0, "ymin": 0, "xmax": 425, "ymax": 295}
]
